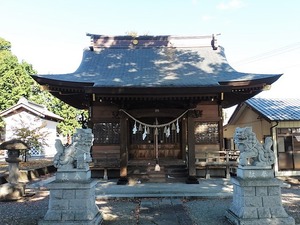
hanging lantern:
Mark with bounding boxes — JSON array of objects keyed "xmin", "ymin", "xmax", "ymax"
[{"xmin": 154, "ymin": 127, "xmax": 158, "ymax": 135}]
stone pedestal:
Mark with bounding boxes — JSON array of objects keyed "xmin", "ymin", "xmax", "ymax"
[
  {"xmin": 226, "ymin": 166, "xmax": 295, "ymax": 225},
  {"xmin": 39, "ymin": 169, "xmax": 102, "ymax": 225},
  {"xmin": 39, "ymin": 128, "xmax": 102, "ymax": 224},
  {"xmin": 0, "ymin": 183, "xmax": 25, "ymax": 201}
]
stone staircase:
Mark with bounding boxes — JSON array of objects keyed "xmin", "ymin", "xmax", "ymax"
[{"xmin": 127, "ymin": 160, "xmax": 188, "ymax": 183}]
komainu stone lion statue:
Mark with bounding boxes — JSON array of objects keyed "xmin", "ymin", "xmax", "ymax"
[
  {"xmin": 234, "ymin": 127, "xmax": 275, "ymax": 167},
  {"xmin": 53, "ymin": 128, "xmax": 94, "ymax": 170}
]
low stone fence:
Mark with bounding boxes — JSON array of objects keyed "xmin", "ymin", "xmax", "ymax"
[{"xmin": 0, "ymin": 164, "xmax": 56, "ymax": 185}]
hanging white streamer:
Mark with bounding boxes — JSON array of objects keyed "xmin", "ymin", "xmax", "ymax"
[
  {"xmin": 171, "ymin": 123, "xmax": 176, "ymax": 130},
  {"xmin": 119, "ymin": 109, "xmax": 194, "ymax": 136},
  {"xmin": 138, "ymin": 123, "xmax": 143, "ymax": 131},
  {"xmin": 166, "ymin": 126, "xmax": 170, "ymax": 138},
  {"xmin": 164, "ymin": 126, "xmax": 167, "ymax": 134},
  {"xmin": 132, "ymin": 121, "xmax": 137, "ymax": 134},
  {"xmin": 142, "ymin": 126, "xmax": 147, "ymax": 140},
  {"xmin": 120, "ymin": 108, "xmax": 193, "ymax": 129},
  {"xmin": 176, "ymin": 119, "xmax": 180, "ymax": 133}
]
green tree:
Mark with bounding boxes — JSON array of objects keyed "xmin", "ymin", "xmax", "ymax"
[
  {"xmin": 33, "ymin": 93, "xmax": 86, "ymax": 136},
  {"xmin": 0, "ymin": 38, "xmax": 35, "ymax": 110},
  {"xmin": 0, "ymin": 37, "xmax": 85, "ymax": 138}
]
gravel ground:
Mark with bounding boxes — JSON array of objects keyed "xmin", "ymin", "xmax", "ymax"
[
  {"xmin": 281, "ymin": 183, "xmax": 300, "ymax": 224},
  {"xmin": 0, "ymin": 191, "xmax": 49, "ymax": 225},
  {"xmin": 0, "ymin": 182, "xmax": 299, "ymax": 225}
]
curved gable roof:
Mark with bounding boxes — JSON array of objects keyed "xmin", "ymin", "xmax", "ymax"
[
  {"xmin": 32, "ymin": 34, "xmax": 282, "ymax": 109},
  {"xmin": 33, "ymin": 35, "xmax": 280, "ymax": 88}
]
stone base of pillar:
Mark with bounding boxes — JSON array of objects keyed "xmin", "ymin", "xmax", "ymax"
[
  {"xmin": 226, "ymin": 209, "xmax": 295, "ymax": 225},
  {"xmin": 226, "ymin": 167, "xmax": 295, "ymax": 225},
  {"xmin": 185, "ymin": 176, "xmax": 199, "ymax": 184},
  {"xmin": 0, "ymin": 183, "xmax": 25, "ymax": 201},
  {"xmin": 38, "ymin": 179, "xmax": 102, "ymax": 225},
  {"xmin": 117, "ymin": 177, "xmax": 128, "ymax": 185}
]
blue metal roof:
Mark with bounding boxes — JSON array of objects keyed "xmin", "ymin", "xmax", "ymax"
[{"xmin": 246, "ymin": 98, "xmax": 300, "ymax": 121}]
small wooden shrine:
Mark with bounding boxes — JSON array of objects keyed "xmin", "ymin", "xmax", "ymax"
[{"xmin": 32, "ymin": 34, "xmax": 281, "ymax": 184}]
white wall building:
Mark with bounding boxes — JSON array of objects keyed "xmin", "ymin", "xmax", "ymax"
[{"xmin": 0, "ymin": 97, "xmax": 63, "ymax": 157}]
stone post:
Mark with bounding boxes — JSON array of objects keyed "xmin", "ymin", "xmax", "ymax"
[{"xmin": 39, "ymin": 128, "xmax": 102, "ymax": 225}]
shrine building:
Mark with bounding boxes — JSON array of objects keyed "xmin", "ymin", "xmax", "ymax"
[{"xmin": 32, "ymin": 34, "xmax": 281, "ymax": 184}]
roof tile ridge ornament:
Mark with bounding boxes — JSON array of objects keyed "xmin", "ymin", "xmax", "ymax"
[
  {"xmin": 211, "ymin": 33, "xmax": 220, "ymax": 50},
  {"xmin": 86, "ymin": 33, "xmax": 221, "ymax": 50}
]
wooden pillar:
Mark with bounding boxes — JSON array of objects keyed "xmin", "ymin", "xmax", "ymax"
[
  {"xmin": 186, "ymin": 111, "xmax": 199, "ymax": 184},
  {"xmin": 181, "ymin": 117, "xmax": 188, "ymax": 161},
  {"xmin": 218, "ymin": 104, "xmax": 224, "ymax": 150},
  {"xmin": 117, "ymin": 112, "xmax": 128, "ymax": 185}
]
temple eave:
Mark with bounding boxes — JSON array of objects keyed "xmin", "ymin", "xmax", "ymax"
[
  {"xmin": 42, "ymin": 80, "xmax": 272, "ymax": 109},
  {"xmin": 219, "ymin": 74, "xmax": 282, "ymax": 86}
]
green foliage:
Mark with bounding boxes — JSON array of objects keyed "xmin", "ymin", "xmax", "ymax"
[
  {"xmin": 31, "ymin": 93, "xmax": 86, "ymax": 135},
  {"xmin": 0, "ymin": 38, "xmax": 11, "ymax": 51},
  {"xmin": 0, "ymin": 39, "xmax": 35, "ymax": 111},
  {"xmin": 0, "ymin": 37, "xmax": 86, "ymax": 136},
  {"xmin": 10, "ymin": 116, "xmax": 50, "ymax": 161}
]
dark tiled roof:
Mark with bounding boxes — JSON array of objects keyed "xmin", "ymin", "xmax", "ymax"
[
  {"xmin": 34, "ymin": 35, "xmax": 281, "ymax": 88},
  {"xmin": 246, "ymin": 98, "xmax": 300, "ymax": 121}
]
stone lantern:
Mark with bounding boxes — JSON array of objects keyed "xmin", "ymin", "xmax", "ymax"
[{"xmin": 0, "ymin": 139, "xmax": 29, "ymax": 201}]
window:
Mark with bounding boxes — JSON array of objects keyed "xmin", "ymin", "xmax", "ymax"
[
  {"xmin": 277, "ymin": 136, "xmax": 292, "ymax": 153},
  {"xmin": 278, "ymin": 128, "xmax": 300, "ymax": 152},
  {"xmin": 93, "ymin": 122, "xmax": 120, "ymax": 144},
  {"xmin": 194, "ymin": 122, "xmax": 219, "ymax": 144},
  {"xmin": 277, "ymin": 127, "xmax": 300, "ymax": 170}
]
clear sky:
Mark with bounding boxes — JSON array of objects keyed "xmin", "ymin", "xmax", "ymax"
[{"xmin": 1, "ymin": 0, "xmax": 300, "ymax": 101}]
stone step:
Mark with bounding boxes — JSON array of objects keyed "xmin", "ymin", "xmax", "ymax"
[{"xmin": 128, "ymin": 163, "xmax": 187, "ymax": 183}]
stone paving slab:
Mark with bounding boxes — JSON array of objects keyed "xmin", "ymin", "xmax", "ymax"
[
  {"xmin": 97, "ymin": 199, "xmax": 138, "ymax": 225},
  {"xmin": 95, "ymin": 178, "xmax": 233, "ymax": 199},
  {"xmin": 139, "ymin": 198, "xmax": 193, "ymax": 225}
]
